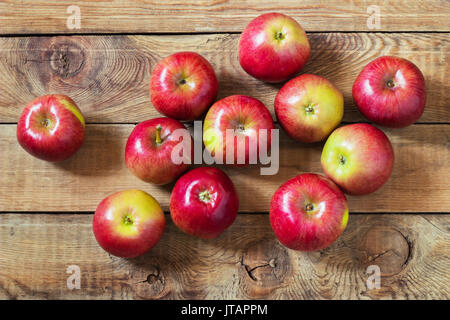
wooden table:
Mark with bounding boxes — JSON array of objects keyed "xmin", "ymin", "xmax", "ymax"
[{"xmin": 0, "ymin": 1, "xmax": 448, "ymax": 300}]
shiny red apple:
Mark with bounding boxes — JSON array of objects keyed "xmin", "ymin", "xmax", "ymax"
[
  {"xmin": 150, "ymin": 52, "xmax": 218, "ymax": 120},
  {"xmin": 125, "ymin": 117, "xmax": 192, "ymax": 185},
  {"xmin": 353, "ymin": 56, "xmax": 426, "ymax": 127},
  {"xmin": 17, "ymin": 94, "xmax": 85, "ymax": 162},
  {"xmin": 321, "ymin": 123, "xmax": 394, "ymax": 195},
  {"xmin": 270, "ymin": 173, "xmax": 349, "ymax": 251},
  {"xmin": 170, "ymin": 167, "xmax": 239, "ymax": 239},
  {"xmin": 203, "ymin": 95, "xmax": 275, "ymax": 165},
  {"xmin": 239, "ymin": 12, "xmax": 310, "ymax": 83},
  {"xmin": 93, "ymin": 189, "xmax": 166, "ymax": 258},
  {"xmin": 275, "ymin": 74, "xmax": 344, "ymax": 142}
]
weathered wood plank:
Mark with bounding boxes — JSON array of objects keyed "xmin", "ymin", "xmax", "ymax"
[
  {"xmin": 0, "ymin": 124, "xmax": 448, "ymax": 212},
  {"xmin": 0, "ymin": 213, "xmax": 448, "ymax": 299},
  {"xmin": 0, "ymin": 0, "xmax": 449, "ymax": 34},
  {"xmin": 0, "ymin": 33, "xmax": 448, "ymax": 124}
]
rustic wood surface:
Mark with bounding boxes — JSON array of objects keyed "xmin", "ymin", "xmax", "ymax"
[
  {"xmin": 0, "ymin": 124, "xmax": 448, "ymax": 213},
  {"xmin": 0, "ymin": 214, "xmax": 448, "ymax": 299},
  {"xmin": 0, "ymin": 0, "xmax": 449, "ymax": 300},
  {"xmin": 0, "ymin": 33, "xmax": 448, "ymax": 124},
  {"xmin": 0, "ymin": 0, "xmax": 449, "ymax": 34}
]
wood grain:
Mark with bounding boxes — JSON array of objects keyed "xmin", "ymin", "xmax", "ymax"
[
  {"xmin": 0, "ymin": 124, "xmax": 448, "ymax": 213},
  {"xmin": 0, "ymin": 0, "xmax": 449, "ymax": 34},
  {"xmin": 0, "ymin": 33, "xmax": 448, "ymax": 124},
  {"xmin": 0, "ymin": 213, "xmax": 448, "ymax": 299}
]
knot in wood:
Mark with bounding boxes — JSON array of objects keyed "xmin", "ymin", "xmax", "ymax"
[
  {"xmin": 239, "ymin": 239, "xmax": 291, "ymax": 297},
  {"xmin": 48, "ymin": 41, "xmax": 85, "ymax": 78},
  {"xmin": 357, "ymin": 227, "xmax": 412, "ymax": 277},
  {"xmin": 132, "ymin": 264, "xmax": 166, "ymax": 299},
  {"xmin": 145, "ymin": 267, "xmax": 163, "ymax": 285}
]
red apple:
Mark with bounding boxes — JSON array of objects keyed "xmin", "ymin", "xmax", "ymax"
[
  {"xmin": 170, "ymin": 167, "xmax": 239, "ymax": 239},
  {"xmin": 203, "ymin": 95, "xmax": 275, "ymax": 165},
  {"xmin": 270, "ymin": 173, "xmax": 349, "ymax": 251},
  {"xmin": 93, "ymin": 189, "xmax": 165, "ymax": 258},
  {"xmin": 150, "ymin": 52, "xmax": 218, "ymax": 120},
  {"xmin": 17, "ymin": 94, "xmax": 85, "ymax": 162},
  {"xmin": 125, "ymin": 117, "xmax": 192, "ymax": 185},
  {"xmin": 352, "ymin": 56, "xmax": 426, "ymax": 127},
  {"xmin": 321, "ymin": 123, "xmax": 394, "ymax": 195},
  {"xmin": 275, "ymin": 74, "xmax": 344, "ymax": 142},
  {"xmin": 239, "ymin": 12, "xmax": 310, "ymax": 83}
]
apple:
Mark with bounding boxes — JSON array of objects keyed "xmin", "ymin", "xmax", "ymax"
[
  {"xmin": 150, "ymin": 52, "xmax": 218, "ymax": 120},
  {"xmin": 125, "ymin": 117, "xmax": 192, "ymax": 185},
  {"xmin": 93, "ymin": 189, "xmax": 165, "ymax": 258},
  {"xmin": 270, "ymin": 173, "xmax": 349, "ymax": 251},
  {"xmin": 170, "ymin": 167, "xmax": 239, "ymax": 239},
  {"xmin": 17, "ymin": 94, "xmax": 85, "ymax": 162},
  {"xmin": 321, "ymin": 123, "xmax": 394, "ymax": 195},
  {"xmin": 239, "ymin": 12, "xmax": 310, "ymax": 83},
  {"xmin": 352, "ymin": 56, "xmax": 426, "ymax": 127},
  {"xmin": 203, "ymin": 95, "xmax": 275, "ymax": 165},
  {"xmin": 275, "ymin": 74, "xmax": 344, "ymax": 143}
]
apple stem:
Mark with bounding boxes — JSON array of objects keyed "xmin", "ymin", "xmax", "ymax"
[
  {"xmin": 123, "ymin": 215, "xmax": 133, "ymax": 226},
  {"xmin": 305, "ymin": 203, "xmax": 314, "ymax": 212},
  {"xmin": 236, "ymin": 123, "xmax": 245, "ymax": 132},
  {"xmin": 386, "ymin": 79, "xmax": 396, "ymax": 88},
  {"xmin": 41, "ymin": 118, "xmax": 51, "ymax": 128},
  {"xmin": 199, "ymin": 190, "xmax": 211, "ymax": 203},
  {"xmin": 155, "ymin": 125, "xmax": 162, "ymax": 145},
  {"xmin": 305, "ymin": 104, "xmax": 315, "ymax": 114},
  {"xmin": 275, "ymin": 31, "xmax": 284, "ymax": 40},
  {"xmin": 339, "ymin": 155, "xmax": 346, "ymax": 165}
]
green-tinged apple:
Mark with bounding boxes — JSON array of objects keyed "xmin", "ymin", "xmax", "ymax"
[
  {"xmin": 125, "ymin": 117, "xmax": 192, "ymax": 185},
  {"xmin": 93, "ymin": 189, "xmax": 165, "ymax": 258},
  {"xmin": 270, "ymin": 173, "xmax": 349, "ymax": 251},
  {"xmin": 239, "ymin": 12, "xmax": 310, "ymax": 83},
  {"xmin": 150, "ymin": 52, "xmax": 218, "ymax": 120},
  {"xmin": 203, "ymin": 95, "xmax": 275, "ymax": 166},
  {"xmin": 321, "ymin": 123, "xmax": 394, "ymax": 195},
  {"xmin": 275, "ymin": 74, "xmax": 344, "ymax": 142},
  {"xmin": 17, "ymin": 94, "xmax": 85, "ymax": 162},
  {"xmin": 353, "ymin": 56, "xmax": 426, "ymax": 127},
  {"xmin": 170, "ymin": 167, "xmax": 239, "ymax": 239}
]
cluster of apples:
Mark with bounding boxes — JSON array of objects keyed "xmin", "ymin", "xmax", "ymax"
[{"xmin": 16, "ymin": 13, "xmax": 426, "ymax": 258}]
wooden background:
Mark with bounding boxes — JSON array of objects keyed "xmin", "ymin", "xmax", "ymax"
[{"xmin": 0, "ymin": 0, "xmax": 449, "ymax": 299}]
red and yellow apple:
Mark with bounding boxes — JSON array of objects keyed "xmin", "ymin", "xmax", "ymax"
[
  {"xmin": 150, "ymin": 52, "xmax": 218, "ymax": 120},
  {"xmin": 125, "ymin": 117, "xmax": 192, "ymax": 185},
  {"xmin": 93, "ymin": 189, "xmax": 165, "ymax": 258},
  {"xmin": 352, "ymin": 56, "xmax": 426, "ymax": 127},
  {"xmin": 170, "ymin": 167, "xmax": 239, "ymax": 239},
  {"xmin": 203, "ymin": 95, "xmax": 275, "ymax": 166},
  {"xmin": 270, "ymin": 173, "xmax": 349, "ymax": 251},
  {"xmin": 239, "ymin": 12, "xmax": 310, "ymax": 83},
  {"xmin": 275, "ymin": 74, "xmax": 344, "ymax": 143},
  {"xmin": 17, "ymin": 94, "xmax": 85, "ymax": 162},
  {"xmin": 321, "ymin": 123, "xmax": 394, "ymax": 195}
]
